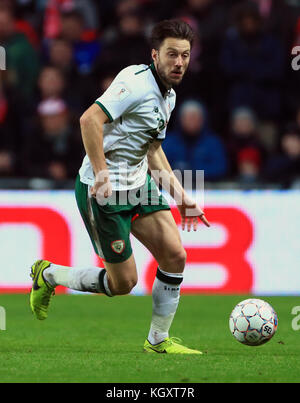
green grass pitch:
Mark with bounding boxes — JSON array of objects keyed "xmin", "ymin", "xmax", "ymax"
[{"xmin": 0, "ymin": 294, "xmax": 299, "ymax": 383}]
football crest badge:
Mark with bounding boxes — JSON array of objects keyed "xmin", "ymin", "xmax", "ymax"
[{"xmin": 111, "ymin": 240, "xmax": 125, "ymax": 254}]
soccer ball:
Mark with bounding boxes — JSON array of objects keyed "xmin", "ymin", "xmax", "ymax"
[{"xmin": 229, "ymin": 298, "xmax": 278, "ymax": 346}]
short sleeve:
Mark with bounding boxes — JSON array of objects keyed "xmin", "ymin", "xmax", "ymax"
[
  {"xmin": 156, "ymin": 127, "xmax": 167, "ymax": 141},
  {"xmin": 94, "ymin": 72, "xmax": 142, "ymax": 122}
]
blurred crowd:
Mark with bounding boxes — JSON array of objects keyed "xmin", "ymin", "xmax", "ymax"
[{"xmin": 0, "ymin": 0, "xmax": 300, "ymax": 187}]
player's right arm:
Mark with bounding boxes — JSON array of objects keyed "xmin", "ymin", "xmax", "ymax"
[
  {"xmin": 79, "ymin": 104, "xmax": 112, "ymax": 198},
  {"xmin": 80, "ymin": 66, "xmax": 144, "ymax": 199}
]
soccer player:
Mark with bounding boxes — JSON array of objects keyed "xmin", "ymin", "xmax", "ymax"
[{"xmin": 29, "ymin": 19, "xmax": 210, "ymax": 354}]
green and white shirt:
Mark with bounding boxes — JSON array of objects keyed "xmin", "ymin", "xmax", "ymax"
[{"xmin": 79, "ymin": 63, "xmax": 176, "ymax": 190}]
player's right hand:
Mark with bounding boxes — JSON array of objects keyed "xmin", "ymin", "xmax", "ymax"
[{"xmin": 91, "ymin": 170, "xmax": 112, "ymax": 203}]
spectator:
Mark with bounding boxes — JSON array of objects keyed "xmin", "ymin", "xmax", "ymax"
[
  {"xmin": 114, "ymin": 0, "xmax": 143, "ymax": 21},
  {"xmin": 263, "ymin": 123, "xmax": 300, "ymax": 186},
  {"xmin": 14, "ymin": 0, "xmax": 40, "ymax": 50},
  {"xmin": 69, "ymin": 0, "xmax": 100, "ymax": 31},
  {"xmin": 173, "ymin": 0, "xmax": 229, "ymax": 121},
  {"xmin": 220, "ymin": 1, "xmax": 285, "ymax": 122},
  {"xmin": 47, "ymin": 37, "xmax": 74, "ymax": 73},
  {"xmin": 36, "ymin": 65, "xmax": 89, "ymax": 115},
  {"xmin": 280, "ymin": 10, "xmax": 300, "ymax": 123},
  {"xmin": 0, "ymin": 0, "xmax": 298, "ymax": 188},
  {"xmin": 96, "ymin": 9, "xmax": 149, "ymax": 75},
  {"xmin": 47, "ymin": 38, "xmax": 96, "ymax": 112},
  {"xmin": 236, "ymin": 146, "xmax": 262, "ymax": 183},
  {"xmin": 251, "ymin": 0, "xmax": 292, "ymax": 40},
  {"xmin": 0, "ymin": 77, "xmax": 19, "ymax": 177},
  {"xmin": 22, "ymin": 99, "xmax": 83, "ymax": 180},
  {"xmin": 163, "ymin": 100, "xmax": 228, "ymax": 181},
  {"xmin": 37, "ymin": 66, "xmax": 65, "ymax": 101},
  {"xmin": 227, "ymin": 107, "xmax": 266, "ymax": 177},
  {"xmin": 174, "ymin": 0, "xmax": 228, "ymax": 44},
  {"xmin": 43, "ymin": 0, "xmax": 100, "ymax": 39},
  {"xmin": 59, "ymin": 9, "xmax": 100, "ymax": 75},
  {"xmin": 0, "ymin": 6, "xmax": 40, "ymax": 103}
]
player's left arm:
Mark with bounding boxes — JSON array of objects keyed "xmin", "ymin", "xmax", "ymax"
[{"xmin": 147, "ymin": 141, "xmax": 210, "ymax": 230}]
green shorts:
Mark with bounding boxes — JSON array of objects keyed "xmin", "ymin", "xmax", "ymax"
[{"xmin": 75, "ymin": 174, "xmax": 170, "ymax": 263}]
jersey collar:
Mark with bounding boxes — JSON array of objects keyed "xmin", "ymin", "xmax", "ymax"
[{"xmin": 150, "ymin": 62, "xmax": 172, "ymax": 98}]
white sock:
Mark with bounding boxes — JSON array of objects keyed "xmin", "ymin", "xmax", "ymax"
[
  {"xmin": 44, "ymin": 263, "xmax": 112, "ymax": 295},
  {"xmin": 148, "ymin": 267, "xmax": 183, "ymax": 345}
]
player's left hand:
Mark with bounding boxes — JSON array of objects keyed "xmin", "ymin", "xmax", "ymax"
[{"xmin": 177, "ymin": 195, "xmax": 210, "ymax": 231}]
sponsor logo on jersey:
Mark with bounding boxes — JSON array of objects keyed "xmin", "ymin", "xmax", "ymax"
[
  {"xmin": 146, "ymin": 107, "xmax": 167, "ymax": 136},
  {"xmin": 112, "ymin": 83, "xmax": 131, "ymax": 102}
]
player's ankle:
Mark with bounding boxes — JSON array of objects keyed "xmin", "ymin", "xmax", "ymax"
[
  {"xmin": 43, "ymin": 266, "xmax": 57, "ymax": 287},
  {"xmin": 147, "ymin": 330, "xmax": 168, "ymax": 345}
]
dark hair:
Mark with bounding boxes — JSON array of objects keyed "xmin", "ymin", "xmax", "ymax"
[
  {"xmin": 150, "ymin": 19, "xmax": 195, "ymax": 50},
  {"xmin": 61, "ymin": 9, "xmax": 84, "ymax": 24},
  {"xmin": 283, "ymin": 122, "xmax": 300, "ymax": 137}
]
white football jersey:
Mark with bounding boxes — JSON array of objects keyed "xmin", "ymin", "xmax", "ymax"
[{"xmin": 79, "ymin": 63, "xmax": 176, "ymax": 190}]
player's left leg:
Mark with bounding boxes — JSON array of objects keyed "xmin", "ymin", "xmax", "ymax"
[
  {"xmin": 29, "ymin": 259, "xmax": 112, "ymax": 320},
  {"xmin": 131, "ymin": 209, "xmax": 202, "ymax": 354},
  {"xmin": 30, "ymin": 175, "xmax": 136, "ymax": 320}
]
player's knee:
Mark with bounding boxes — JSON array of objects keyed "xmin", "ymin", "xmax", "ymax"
[
  {"xmin": 114, "ymin": 277, "xmax": 137, "ymax": 295},
  {"xmin": 177, "ymin": 247, "xmax": 187, "ymax": 268},
  {"xmin": 168, "ymin": 247, "xmax": 187, "ymax": 271}
]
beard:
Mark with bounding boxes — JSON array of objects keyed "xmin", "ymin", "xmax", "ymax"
[{"xmin": 156, "ymin": 60, "xmax": 185, "ymax": 88}]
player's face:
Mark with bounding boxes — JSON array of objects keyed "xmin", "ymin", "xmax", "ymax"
[{"xmin": 152, "ymin": 38, "xmax": 191, "ymax": 88}]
